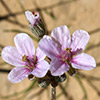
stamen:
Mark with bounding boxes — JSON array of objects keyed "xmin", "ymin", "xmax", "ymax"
[
  {"xmin": 32, "ymin": 11, "xmax": 37, "ymax": 16},
  {"xmin": 61, "ymin": 48, "xmax": 72, "ymax": 63},
  {"xmin": 22, "ymin": 55, "xmax": 37, "ymax": 71},
  {"xmin": 22, "ymin": 55, "xmax": 27, "ymax": 61},
  {"xmin": 65, "ymin": 48, "xmax": 71, "ymax": 53}
]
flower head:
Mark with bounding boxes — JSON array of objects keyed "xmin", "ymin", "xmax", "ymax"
[
  {"xmin": 39, "ymin": 25, "xmax": 96, "ymax": 76},
  {"xmin": 1, "ymin": 33, "xmax": 50, "ymax": 83}
]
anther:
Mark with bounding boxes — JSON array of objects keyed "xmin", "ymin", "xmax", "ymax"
[{"xmin": 22, "ymin": 55, "xmax": 27, "ymax": 61}]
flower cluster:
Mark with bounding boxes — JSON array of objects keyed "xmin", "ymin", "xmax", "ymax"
[{"xmin": 1, "ymin": 11, "xmax": 96, "ymax": 85}]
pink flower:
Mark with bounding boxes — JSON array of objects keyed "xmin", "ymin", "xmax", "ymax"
[
  {"xmin": 25, "ymin": 11, "xmax": 40, "ymax": 26},
  {"xmin": 1, "ymin": 33, "xmax": 50, "ymax": 83},
  {"xmin": 39, "ymin": 25, "xmax": 96, "ymax": 76}
]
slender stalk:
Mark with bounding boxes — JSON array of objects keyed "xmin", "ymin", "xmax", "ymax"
[{"xmin": 51, "ymin": 87, "xmax": 56, "ymax": 100}]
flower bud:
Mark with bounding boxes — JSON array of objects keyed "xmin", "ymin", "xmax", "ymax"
[
  {"xmin": 55, "ymin": 73, "xmax": 66, "ymax": 83},
  {"xmin": 25, "ymin": 11, "xmax": 46, "ymax": 38},
  {"xmin": 51, "ymin": 81, "xmax": 58, "ymax": 87},
  {"xmin": 38, "ymin": 78, "xmax": 50, "ymax": 88},
  {"xmin": 28, "ymin": 74, "xmax": 35, "ymax": 81}
]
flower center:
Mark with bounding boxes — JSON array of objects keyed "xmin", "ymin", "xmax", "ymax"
[
  {"xmin": 22, "ymin": 55, "xmax": 37, "ymax": 71},
  {"xmin": 61, "ymin": 48, "xmax": 77, "ymax": 76},
  {"xmin": 61, "ymin": 48, "xmax": 72, "ymax": 63}
]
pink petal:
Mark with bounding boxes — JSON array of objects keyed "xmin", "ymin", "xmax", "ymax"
[
  {"xmin": 25, "ymin": 11, "xmax": 35, "ymax": 25},
  {"xmin": 25, "ymin": 11, "xmax": 39, "ymax": 25},
  {"xmin": 31, "ymin": 60, "xmax": 50, "ymax": 78},
  {"xmin": 50, "ymin": 59, "xmax": 69, "ymax": 76},
  {"xmin": 36, "ymin": 47, "xmax": 46, "ymax": 61},
  {"xmin": 51, "ymin": 25, "xmax": 71, "ymax": 50},
  {"xmin": 70, "ymin": 30, "xmax": 90, "ymax": 52},
  {"xmin": 71, "ymin": 49, "xmax": 83, "ymax": 56},
  {"xmin": 71, "ymin": 53, "xmax": 96, "ymax": 70},
  {"xmin": 39, "ymin": 35, "xmax": 61, "ymax": 59},
  {"xmin": 1, "ymin": 46, "xmax": 25, "ymax": 66},
  {"xmin": 14, "ymin": 33, "xmax": 35, "ymax": 57},
  {"xmin": 8, "ymin": 67, "xmax": 31, "ymax": 83}
]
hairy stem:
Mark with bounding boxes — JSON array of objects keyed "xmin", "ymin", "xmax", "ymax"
[{"xmin": 51, "ymin": 87, "xmax": 56, "ymax": 100}]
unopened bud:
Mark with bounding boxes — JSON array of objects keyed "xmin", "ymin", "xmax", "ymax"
[
  {"xmin": 28, "ymin": 74, "xmax": 35, "ymax": 81},
  {"xmin": 51, "ymin": 81, "xmax": 58, "ymax": 87},
  {"xmin": 25, "ymin": 11, "xmax": 46, "ymax": 38},
  {"xmin": 55, "ymin": 73, "xmax": 66, "ymax": 83},
  {"xmin": 28, "ymin": 22, "xmax": 45, "ymax": 38},
  {"xmin": 38, "ymin": 78, "xmax": 50, "ymax": 88}
]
